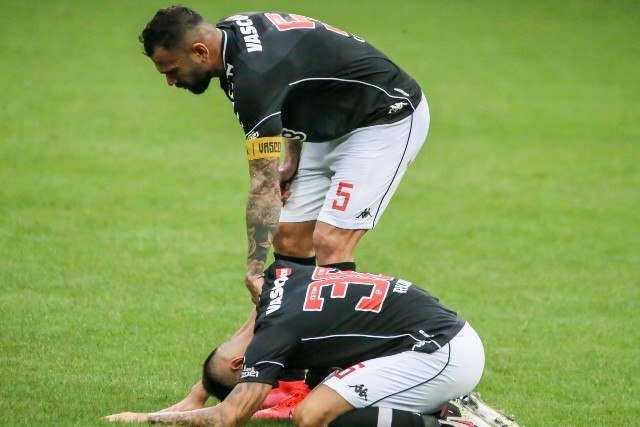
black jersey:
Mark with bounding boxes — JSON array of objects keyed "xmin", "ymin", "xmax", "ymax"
[
  {"xmin": 240, "ymin": 261, "xmax": 466, "ymax": 387},
  {"xmin": 216, "ymin": 12, "xmax": 423, "ymax": 143}
]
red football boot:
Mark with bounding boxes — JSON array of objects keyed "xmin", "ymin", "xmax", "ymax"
[
  {"xmin": 259, "ymin": 380, "xmax": 310, "ymax": 410},
  {"xmin": 253, "ymin": 381, "xmax": 310, "ymax": 420}
]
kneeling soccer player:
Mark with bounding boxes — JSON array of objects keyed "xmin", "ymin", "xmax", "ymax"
[{"xmin": 107, "ymin": 260, "xmax": 485, "ymax": 426}]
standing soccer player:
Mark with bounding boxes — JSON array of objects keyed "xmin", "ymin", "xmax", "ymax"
[
  {"xmin": 138, "ymin": 6, "xmax": 430, "ymax": 412},
  {"xmin": 139, "ymin": 7, "xmax": 429, "ymax": 301}
]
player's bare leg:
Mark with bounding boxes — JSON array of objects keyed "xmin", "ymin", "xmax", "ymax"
[
  {"xmin": 312, "ymin": 221, "xmax": 367, "ymax": 265},
  {"xmin": 273, "ymin": 221, "xmax": 316, "ymax": 258},
  {"xmin": 274, "ymin": 220, "xmax": 366, "ymax": 265},
  {"xmin": 293, "ymin": 384, "xmax": 354, "ymax": 427}
]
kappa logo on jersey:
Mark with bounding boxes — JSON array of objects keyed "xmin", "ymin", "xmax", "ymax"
[
  {"xmin": 233, "ymin": 17, "xmax": 263, "ymax": 52},
  {"xmin": 412, "ymin": 329, "xmax": 437, "ymax": 350},
  {"xmin": 266, "ymin": 268, "xmax": 292, "ymax": 315},
  {"xmin": 388, "ymin": 101, "xmax": 409, "ymax": 114},
  {"xmin": 241, "ymin": 367, "xmax": 259, "ymax": 379},
  {"xmin": 282, "ymin": 128, "xmax": 307, "ymax": 141}
]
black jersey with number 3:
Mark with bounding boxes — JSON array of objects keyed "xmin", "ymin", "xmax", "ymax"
[
  {"xmin": 240, "ymin": 261, "xmax": 466, "ymax": 387},
  {"xmin": 216, "ymin": 12, "xmax": 423, "ymax": 142}
]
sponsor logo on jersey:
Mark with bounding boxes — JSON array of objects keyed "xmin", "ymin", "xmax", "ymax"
[
  {"xmin": 282, "ymin": 128, "xmax": 307, "ymax": 141},
  {"xmin": 241, "ymin": 367, "xmax": 259, "ymax": 379},
  {"xmin": 224, "ymin": 63, "xmax": 235, "ymax": 100},
  {"xmin": 246, "ymin": 130, "xmax": 260, "ymax": 140},
  {"xmin": 234, "ymin": 18, "xmax": 263, "ymax": 52},
  {"xmin": 393, "ymin": 279, "xmax": 411, "ymax": 293},
  {"xmin": 266, "ymin": 268, "xmax": 292, "ymax": 315},
  {"xmin": 225, "ymin": 14, "xmax": 250, "ymax": 22},
  {"xmin": 388, "ymin": 101, "xmax": 409, "ymax": 114}
]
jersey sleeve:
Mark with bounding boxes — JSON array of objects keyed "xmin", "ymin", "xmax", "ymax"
[
  {"xmin": 240, "ymin": 325, "xmax": 297, "ymax": 386},
  {"xmin": 233, "ymin": 76, "xmax": 284, "ymax": 140}
]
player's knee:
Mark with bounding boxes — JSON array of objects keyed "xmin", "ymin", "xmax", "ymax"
[
  {"xmin": 274, "ymin": 224, "xmax": 314, "ymax": 257},
  {"xmin": 293, "ymin": 401, "xmax": 330, "ymax": 427},
  {"xmin": 312, "ymin": 228, "xmax": 341, "ymax": 256}
]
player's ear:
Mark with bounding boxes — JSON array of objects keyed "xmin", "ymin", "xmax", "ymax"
[
  {"xmin": 191, "ymin": 43, "xmax": 209, "ymax": 61},
  {"xmin": 230, "ymin": 356, "xmax": 244, "ymax": 371}
]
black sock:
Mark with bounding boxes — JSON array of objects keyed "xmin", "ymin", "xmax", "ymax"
[
  {"xmin": 278, "ymin": 369, "xmax": 305, "ymax": 382},
  {"xmin": 329, "ymin": 407, "xmax": 426, "ymax": 427},
  {"xmin": 274, "ymin": 253, "xmax": 316, "ymax": 266},
  {"xmin": 305, "ymin": 368, "xmax": 335, "ymax": 389},
  {"xmin": 320, "ymin": 261, "xmax": 356, "ymax": 271}
]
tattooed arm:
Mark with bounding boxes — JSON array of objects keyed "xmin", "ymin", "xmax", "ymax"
[
  {"xmin": 245, "ymin": 156, "xmax": 281, "ymax": 305},
  {"xmin": 106, "ymin": 383, "xmax": 272, "ymax": 425},
  {"xmin": 147, "ymin": 382, "xmax": 271, "ymax": 426},
  {"xmin": 279, "ymin": 138, "xmax": 303, "ymax": 203}
]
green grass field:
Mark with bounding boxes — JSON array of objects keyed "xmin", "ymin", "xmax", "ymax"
[{"xmin": 1, "ymin": 1, "xmax": 638, "ymax": 425}]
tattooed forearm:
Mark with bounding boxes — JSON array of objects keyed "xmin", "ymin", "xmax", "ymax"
[
  {"xmin": 145, "ymin": 383, "xmax": 271, "ymax": 425},
  {"xmin": 147, "ymin": 406, "xmax": 227, "ymax": 426},
  {"xmin": 226, "ymin": 382, "xmax": 272, "ymax": 425},
  {"xmin": 246, "ymin": 157, "xmax": 281, "ymax": 279}
]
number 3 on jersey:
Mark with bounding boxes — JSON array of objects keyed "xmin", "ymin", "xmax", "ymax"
[{"xmin": 304, "ymin": 268, "xmax": 392, "ymax": 313}]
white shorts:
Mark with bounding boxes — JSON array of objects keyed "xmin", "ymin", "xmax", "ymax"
[
  {"xmin": 279, "ymin": 94, "xmax": 430, "ymax": 229},
  {"xmin": 323, "ymin": 322, "xmax": 485, "ymax": 414}
]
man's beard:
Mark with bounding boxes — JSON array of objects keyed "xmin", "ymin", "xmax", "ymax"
[
  {"xmin": 183, "ymin": 68, "xmax": 212, "ymax": 94},
  {"xmin": 186, "ymin": 76, "xmax": 211, "ymax": 94}
]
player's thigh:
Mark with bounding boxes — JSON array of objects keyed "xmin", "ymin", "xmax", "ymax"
[
  {"xmin": 322, "ymin": 334, "xmax": 481, "ymax": 414},
  {"xmin": 318, "ymin": 97, "xmax": 430, "ymax": 230},
  {"xmin": 293, "ymin": 385, "xmax": 354, "ymax": 427},
  {"xmin": 279, "ymin": 142, "xmax": 336, "ymax": 224}
]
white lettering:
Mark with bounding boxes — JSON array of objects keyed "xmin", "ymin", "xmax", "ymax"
[
  {"xmin": 236, "ymin": 19, "xmax": 263, "ymax": 52},
  {"xmin": 393, "ymin": 279, "xmax": 411, "ymax": 293},
  {"xmin": 266, "ymin": 268, "xmax": 291, "ymax": 315}
]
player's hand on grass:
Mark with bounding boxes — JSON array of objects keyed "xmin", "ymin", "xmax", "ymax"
[
  {"xmin": 157, "ymin": 395, "xmax": 206, "ymax": 412},
  {"xmin": 279, "ymin": 160, "xmax": 299, "ymax": 203},
  {"xmin": 104, "ymin": 412, "xmax": 150, "ymax": 423},
  {"xmin": 158, "ymin": 381, "xmax": 209, "ymax": 412},
  {"xmin": 246, "ymin": 274, "xmax": 264, "ymax": 306}
]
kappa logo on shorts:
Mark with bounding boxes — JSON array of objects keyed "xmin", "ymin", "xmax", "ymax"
[
  {"xmin": 356, "ymin": 208, "xmax": 371, "ymax": 219},
  {"xmin": 348, "ymin": 384, "xmax": 369, "ymax": 401},
  {"xmin": 266, "ymin": 268, "xmax": 292, "ymax": 315}
]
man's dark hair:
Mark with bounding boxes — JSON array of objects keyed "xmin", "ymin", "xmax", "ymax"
[
  {"xmin": 202, "ymin": 347, "xmax": 234, "ymax": 402},
  {"xmin": 139, "ymin": 6, "xmax": 204, "ymax": 57}
]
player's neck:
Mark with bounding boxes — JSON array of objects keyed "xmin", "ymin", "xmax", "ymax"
[{"xmin": 208, "ymin": 27, "xmax": 225, "ymax": 77}]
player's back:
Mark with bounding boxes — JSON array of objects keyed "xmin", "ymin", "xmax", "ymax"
[
  {"xmin": 256, "ymin": 261, "xmax": 465, "ymax": 371},
  {"xmin": 216, "ymin": 12, "xmax": 422, "ymax": 141}
]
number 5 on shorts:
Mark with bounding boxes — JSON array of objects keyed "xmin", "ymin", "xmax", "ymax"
[{"xmin": 332, "ymin": 182, "xmax": 354, "ymax": 211}]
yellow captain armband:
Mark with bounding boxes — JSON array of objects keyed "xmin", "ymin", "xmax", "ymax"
[{"xmin": 246, "ymin": 137, "xmax": 282, "ymax": 160}]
